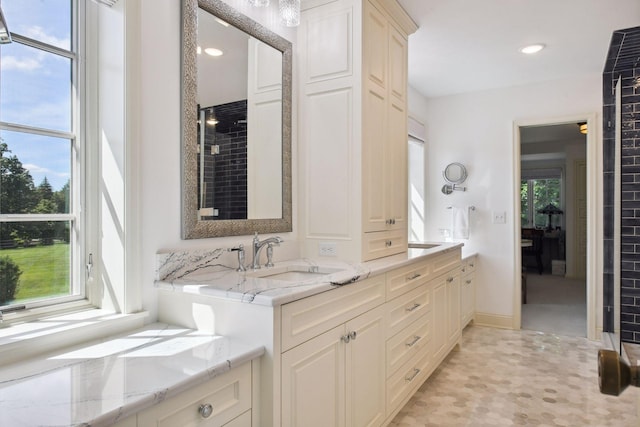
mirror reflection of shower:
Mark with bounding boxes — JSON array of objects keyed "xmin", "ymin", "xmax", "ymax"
[
  {"xmin": 196, "ymin": 100, "xmax": 249, "ymax": 221},
  {"xmin": 198, "ymin": 107, "xmax": 218, "ymax": 219}
]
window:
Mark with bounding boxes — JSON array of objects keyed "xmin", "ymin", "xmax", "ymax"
[
  {"xmin": 521, "ymin": 168, "xmax": 562, "ymax": 229},
  {"xmin": 408, "ymin": 136, "xmax": 425, "ymax": 241},
  {"xmin": 0, "ymin": 1, "xmax": 85, "ymax": 312}
]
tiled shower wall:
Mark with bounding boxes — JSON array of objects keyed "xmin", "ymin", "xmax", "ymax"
[
  {"xmin": 603, "ymin": 26, "xmax": 640, "ymax": 342},
  {"xmin": 198, "ymin": 100, "xmax": 248, "ymax": 220}
]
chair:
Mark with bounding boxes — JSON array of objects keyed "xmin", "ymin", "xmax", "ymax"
[{"xmin": 522, "ymin": 228, "xmax": 544, "ymax": 275}]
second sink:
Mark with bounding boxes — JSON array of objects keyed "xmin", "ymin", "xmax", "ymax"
[{"xmin": 246, "ymin": 264, "xmax": 345, "ymax": 282}]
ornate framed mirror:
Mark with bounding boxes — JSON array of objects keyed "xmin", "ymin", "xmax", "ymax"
[{"xmin": 181, "ymin": 0, "xmax": 292, "ymax": 238}]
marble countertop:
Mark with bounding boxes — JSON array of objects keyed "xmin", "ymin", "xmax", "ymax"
[
  {"xmin": 0, "ymin": 323, "xmax": 264, "ymax": 427},
  {"xmin": 156, "ymin": 242, "xmax": 463, "ymax": 306}
]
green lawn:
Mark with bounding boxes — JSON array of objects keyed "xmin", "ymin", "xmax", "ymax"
[{"xmin": 1, "ymin": 243, "xmax": 70, "ymax": 302}]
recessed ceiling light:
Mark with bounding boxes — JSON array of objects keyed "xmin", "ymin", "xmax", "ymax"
[
  {"xmin": 520, "ymin": 44, "xmax": 545, "ymax": 55},
  {"xmin": 204, "ymin": 48, "xmax": 223, "ymax": 57}
]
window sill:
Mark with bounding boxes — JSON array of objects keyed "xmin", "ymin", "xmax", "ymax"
[{"xmin": 0, "ymin": 306, "xmax": 148, "ymax": 367}]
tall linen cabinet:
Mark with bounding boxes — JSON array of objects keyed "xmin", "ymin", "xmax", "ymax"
[{"xmin": 298, "ymin": 0, "xmax": 417, "ymax": 262}]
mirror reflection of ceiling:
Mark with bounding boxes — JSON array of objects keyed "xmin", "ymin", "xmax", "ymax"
[
  {"xmin": 197, "ymin": 8, "xmax": 249, "ymax": 107},
  {"xmin": 397, "ymin": 0, "xmax": 640, "ymax": 97}
]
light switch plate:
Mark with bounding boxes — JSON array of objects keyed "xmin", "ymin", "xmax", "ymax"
[{"xmin": 492, "ymin": 211, "xmax": 506, "ymax": 224}]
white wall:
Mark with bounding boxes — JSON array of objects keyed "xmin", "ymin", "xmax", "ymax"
[
  {"xmin": 408, "ymin": 73, "xmax": 602, "ymax": 322},
  {"xmin": 138, "ymin": 0, "xmax": 298, "ymax": 321}
]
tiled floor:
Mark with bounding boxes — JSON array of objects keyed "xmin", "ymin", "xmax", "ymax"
[{"xmin": 390, "ymin": 326, "xmax": 639, "ymax": 426}]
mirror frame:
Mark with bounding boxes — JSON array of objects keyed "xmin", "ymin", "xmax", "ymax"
[
  {"xmin": 181, "ymin": 0, "xmax": 292, "ymax": 239},
  {"xmin": 442, "ymin": 162, "xmax": 467, "ymax": 185}
]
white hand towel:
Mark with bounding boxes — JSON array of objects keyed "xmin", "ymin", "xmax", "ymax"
[{"xmin": 452, "ymin": 206, "xmax": 469, "ymax": 239}]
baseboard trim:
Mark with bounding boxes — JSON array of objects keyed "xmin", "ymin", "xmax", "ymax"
[{"xmin": 474, "ymin": 312, "xmax": 514, "ymax": 330}]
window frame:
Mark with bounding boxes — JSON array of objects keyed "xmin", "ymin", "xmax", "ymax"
[
  {"xmin": 520, "ymin": 167, "xmax": 564, "ymax": 229},
  {"xmin": 0, "ymin": 0, "xmax": 91, "ymax": 315}
]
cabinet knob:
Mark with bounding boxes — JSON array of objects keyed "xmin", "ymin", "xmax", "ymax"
[
  {"xmin": 349, "ymin": 330, "xmax": 357, "ymax": 341},
  {"xmin": 385, "ymin": 240, "xmax": 392, "ymax": 247},
  {"xmin": 198, "ymin": 403, "xmax": 214, "ymax": 418},
  {"xmin": 341, "ymin": 334, "xmax": 351, "ymax": 343},
  {"xmin": 466, "ymin": 280, "xmax": 472, "ymax": 284},
  {"xmin": 446, "ymin": 277, "xmax": 454, "ymax": 283}
]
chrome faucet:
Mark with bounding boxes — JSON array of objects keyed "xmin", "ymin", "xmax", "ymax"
[{"xmin": 252, "ymin": 232, "xmax": 283, "ymax": 269}]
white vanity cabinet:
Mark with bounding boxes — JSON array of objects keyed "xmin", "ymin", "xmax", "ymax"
[
  {"xmin": 158, "ymin": 248, "xmax": 465, "ymax": 426},
  {"xmin": 383, "ymin": 249, "xmax": 461, "ymax": 421},
  {"xmin": 460, "ymin": 254, "xmax": 477, "ymax": 328},
  {"xmin": 136, "ymin": 361, "xmax": 253, "ymax": 427},
  {"xmin": 280, "ymin": 276, "xmax": 387, "ymax": 427},
  {"xmin": 298, "ymin": 0, "xmax": 417, "ymax": 262}
]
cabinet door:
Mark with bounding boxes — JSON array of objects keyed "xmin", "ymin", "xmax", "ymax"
[
  {"xmin": 346, "ymin": 305, "xmax": 387, "ymax": 427},
  {"xmin": 461, "ymin": 273, "xmax": 474, "ymax": 327},
  {"xmin": 386, "ymin": 96, "xmax": 407, "ymax": 231},
  {"xmin": 431, "ymin": 279, "xmax": 447, "ymax": 363},
  {"xmin": 446, "ymin": 273, "xmax": 461, "ymax": 348},
  {"xmin": 281, "ymin": 325, "xmax": 346, "ymax": 427},
  {"xmin": 362, "ymin": 82, "xmax": 388, "ymax": 233}
]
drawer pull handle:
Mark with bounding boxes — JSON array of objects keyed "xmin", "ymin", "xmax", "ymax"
[
  {"xmin": 470, "ymin": 263, "xmax": 475, "ymax": 267},
  {"xmin": 405, "ymin": 303, "xmax": 421, "ymax": 312},
  {"xmin": 405, "ymin": 368, "xmax": 420, "ymax": 382},
  {"xmin": 461, "ymin": 267, "xmax": 466, "ymax": 272},
  {"xmin": 406, "ymin": 335, "xmax": 421, "ymax": 347},
  {"xmin": 407, "ymin": 272, "xmax": 421, "ymax": 280},
  {"xmin": 466, "ymin": 280, "xmax": 472, "ymax": 284},
  {"xmin": 385, "ymin": 240, "xmax": 393, "ymax": 247},
  {"xmin": 199, "ymin": 403, "xmax": 214, "ymax": 418},
  {"xmin": 446, "ymin": 277, "xmax": 454, "ymax": 283}
]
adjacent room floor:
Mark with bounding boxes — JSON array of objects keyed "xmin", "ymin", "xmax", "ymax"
[
  {"xmin": 522, "ymin": 273, "xmax": 587, "ymax": 337},
  {"xmin": 390, "ymin": 326, "xmax": 639, "ymax": 426}
]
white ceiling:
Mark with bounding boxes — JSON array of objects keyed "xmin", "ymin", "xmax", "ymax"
[{"xmin": 397, "ymin": 0, "xmax": 640, "ymax": 98}]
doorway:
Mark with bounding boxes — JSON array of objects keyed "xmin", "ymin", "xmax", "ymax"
[{"xmin": 513, "ymin": 114, "xmax": 598, "ymax": 340}]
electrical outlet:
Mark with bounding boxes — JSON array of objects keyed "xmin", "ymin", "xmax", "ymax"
[
  {"xmin": 492, "ymin": 211, "xmax": 506, "ymax": 224},
  {"xmin": 319, "ymin": 242, "xmax": 337, "ymax": 257}
]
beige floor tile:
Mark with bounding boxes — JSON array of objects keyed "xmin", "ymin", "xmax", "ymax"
[{"xmin": 390, "ymin": 326, "xmax": 640, "ymax": 426}]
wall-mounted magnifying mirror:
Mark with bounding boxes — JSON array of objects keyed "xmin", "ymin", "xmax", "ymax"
[
  {"xmin": 443, "ymin": 162, "xmax": 468, "ymax": 185},
  {"xmin": 441, "ymin": 162, "xmax": 468, "ymax": 195}
]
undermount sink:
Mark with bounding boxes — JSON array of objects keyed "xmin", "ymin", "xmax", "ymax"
[{"xmin": 246, "ymin": 264, "xmax": 345, "ymax": 282}]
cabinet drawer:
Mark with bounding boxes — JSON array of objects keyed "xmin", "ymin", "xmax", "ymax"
[
  {"xmin": 386, "ymin": 344, "xmax": 431, "ymax": 414},
  {"xmin": 137, "ymin": 362, "xmax": 252, "ymax": 427},
  {"xmin": 362, "ymin": 229, "xmax": 407, "ymax": 261},
  {"xmin": 281, "ymin": 275, "xmax": 386, "ymax": 352},
  {"xmin": 223, "ymin": 410, "xmax": 251, "ymax": 427},
  {"xmin": 386, "ymin": 285, "xmax": 430, "ymax": 338},
  {"xmin": 431, "ymin": 249, "xmax": 461, "ymax": 278},
  {"xmin": 386, "ymin": 260, "xmax": 430, "ymax": 300},
  {"xmin": 461, "ymin": 255, "xmax": 477, "ymax": 276},
  {"xmin": 386, "ymin": 313, "xmax": 430, "ymax": 377}
]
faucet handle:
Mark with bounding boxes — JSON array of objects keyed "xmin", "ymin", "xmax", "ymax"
[
  {"xmin": 265, "ymin": 243, "xmax": 275, "ymax": 268},
  {"xmin": 228, "ymin": 244, "xmax": 246, "ymax": 272}
]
